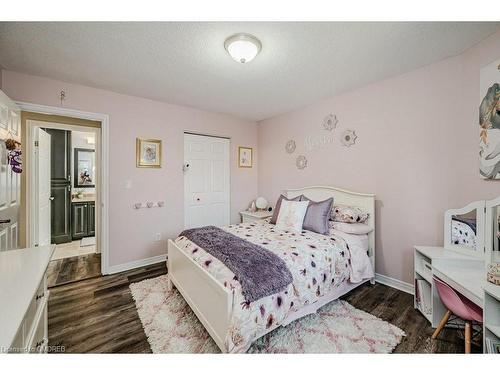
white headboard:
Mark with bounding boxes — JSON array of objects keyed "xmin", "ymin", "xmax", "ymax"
[{"xmin": 283, "ymin": 186, "xmax": 376, "ymax": 275}]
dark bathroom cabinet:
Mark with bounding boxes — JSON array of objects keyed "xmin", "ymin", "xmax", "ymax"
[{"xmin": 71, "ymin": 201, "xmax": 95, "ymax": 240}]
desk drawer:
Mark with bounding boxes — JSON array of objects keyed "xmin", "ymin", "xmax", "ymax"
[
  {"xmin": 421, "ymin": 259, "xmax": 432, "ymax": 278},
  {"xmin": 28, "ymin": 304, "xmax": 47, "ymax": 353}
]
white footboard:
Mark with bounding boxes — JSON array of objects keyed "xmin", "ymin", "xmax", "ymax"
[{"xmin": 167, "ymin": 239, "xmax": 232, "ymax": 352}]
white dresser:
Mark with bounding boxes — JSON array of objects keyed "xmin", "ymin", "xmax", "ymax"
[{"xmin": 0, "ymin": 245, "xmax": 54, "ymax": 353}]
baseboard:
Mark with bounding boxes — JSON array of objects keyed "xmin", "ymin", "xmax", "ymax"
[
  {"xmin": 375, "ymin": 273, "xmax": 414, "ymax": 295},
  {"xmin": 107, "ymin": 254, "xmax": 167, "ymax": 275}
]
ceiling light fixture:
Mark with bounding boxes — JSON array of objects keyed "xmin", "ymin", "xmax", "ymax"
[{"xmin": 224, "ymin": 33, "xmax": 262, "ymax": 64}]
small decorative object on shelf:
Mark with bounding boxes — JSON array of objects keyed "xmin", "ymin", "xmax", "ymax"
[
  {"xmin": 487, "ymin": 263, "xmax": 500, "ymax": 285},
  {"xmin": 285, "ymin": 139, "xmax": 296, "ymax": 154},
  {"xmin": 322, "ymin": 114, "xmax": 338, "ymax": 131},
  {"xmin": 249, "ymin": 200, "xmax": 257, "ymax": 212},
  {"xmin": 255, "ymin": 197, "xmax": 268, "ymax": 210},
  {"xmin": 296, "ymin": 155, "xmax": 308, "ymax": 170},
  {"xmin": 341, "ymin": 130, "xmax": 357, "ymax": 147}
]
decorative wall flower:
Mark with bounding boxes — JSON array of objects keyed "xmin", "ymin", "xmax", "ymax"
[
  {"xmin": 285, "ymin": 140, "xmax": 296, "ymax": 154},
  {"xmin": 296, "ymin": 155, "xmax": 308, "ymax": 169},
  {"xmin": 341, "ymin": 130, "xmax": 357, "ymax": 147},
  {"xmin": 322, "ymin": 114, "xmax": 338, "ymax": 131}
]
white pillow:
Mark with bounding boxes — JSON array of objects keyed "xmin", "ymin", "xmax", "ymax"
[
  {"xmin": 276, "ymin": 200, "xmax": 309, "ymax": 232},
  {"xmin": 329, "ymin": 221, "xmax": 373, "ymax": 235}
]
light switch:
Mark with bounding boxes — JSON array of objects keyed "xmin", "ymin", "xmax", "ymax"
[{"xmin": 125, "ymin": 180, "xmax": 132, "ymax": 189}]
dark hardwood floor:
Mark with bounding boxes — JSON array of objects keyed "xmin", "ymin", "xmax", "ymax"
[
  {"xmin": 341, "ymin": 283, "xmax": 482, "ymax": 353},
  {"xmin": 47, "ymin": 253, "xmax": 101, "ymax": 288},
  {"xmin": 48, "ymin": 264, "xmax": 479, "ymax": 353}
]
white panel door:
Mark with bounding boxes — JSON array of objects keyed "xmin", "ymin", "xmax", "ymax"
[
  {"xmin": 0, "ymin": 90, "xmax": 21, "ymax": 251},
  {"xmin": 36, "ymin": 128, "xmax": 52, "ymax": 246},
  {"xmin": 184, "ymin": 133, "xmax": 230, "ymax": 229}
]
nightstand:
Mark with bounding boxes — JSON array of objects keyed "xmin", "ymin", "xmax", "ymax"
[{"xmin": 240, "ymin": 210, "xmax": 273, "ymax": 223}]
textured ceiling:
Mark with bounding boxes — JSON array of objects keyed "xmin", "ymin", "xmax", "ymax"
[{"xmin": 0, "ymin": 22, "xmax": 498, "ymax": 121}]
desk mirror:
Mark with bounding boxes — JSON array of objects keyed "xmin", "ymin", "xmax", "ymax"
[
  {"xmin": 486, "ymin": 196, "xmax": 500, "ymax": 263},
  {"xmin": 444, "ymin": 200, "xmax": 485, "ymax": 258}
]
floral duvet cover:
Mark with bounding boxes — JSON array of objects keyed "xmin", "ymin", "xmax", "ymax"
[{"xmin": 174, "ymin": 219, "xmax": 371, "ymax": 353}]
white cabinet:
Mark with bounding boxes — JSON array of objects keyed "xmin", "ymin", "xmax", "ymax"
[
  {"xmin": 10, "ymin": 273, "xmax": 49, "ymax": 353},
  {"xmin": 0, "ymin": 245, "xmax": 54, "ymax": 353},
  {"xmin": 240, "ymin": 210, "xmax": 273, "ymax": 223},
  {"xmin": 483, "ymin": 283, "xmax": 500, "ymax": 354}
]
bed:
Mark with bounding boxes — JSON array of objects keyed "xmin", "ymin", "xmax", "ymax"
[{"xmin": 167, "ymin": 186, "xmax": 376, "ymax": 353}]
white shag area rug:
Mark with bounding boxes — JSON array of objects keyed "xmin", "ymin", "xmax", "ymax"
[{"xmin": 129, "ymin": 275, "xmax": 405, "ymax": 353}]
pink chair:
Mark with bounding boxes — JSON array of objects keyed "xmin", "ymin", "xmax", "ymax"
[{"xmin": 432, "ymin": 277, "xmax": 483, "ymax": 353}]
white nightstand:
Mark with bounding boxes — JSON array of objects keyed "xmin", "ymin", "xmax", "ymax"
[{"xmin": 240, "ymin": 210, "xmax": 273, "ymax": 223}]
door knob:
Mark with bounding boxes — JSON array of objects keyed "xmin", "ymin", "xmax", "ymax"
[
  {"xmin": 49, "ymin": 197, "xmax": 55, "ymax": 201},
  {"xmin": 0, "ymin": 219, "xmax": 11, "ymax": 224}
]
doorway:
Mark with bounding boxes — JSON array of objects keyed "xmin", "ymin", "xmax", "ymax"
[
  {"xmin": 23, "ymin": 111, "xmax": 105, "ymax": 287},
  {"xmin": 183, "ymin": 133, "xmax": 230, "ymax": 229}
]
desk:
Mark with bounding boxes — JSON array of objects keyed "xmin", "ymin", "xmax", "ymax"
[
  {"xmin": 433, "ymin": 262, "xmax": 484, "ymax": 307},
  {"xmin": 414, "ymin": 246, "xmax": 484, "ymax": 327}
]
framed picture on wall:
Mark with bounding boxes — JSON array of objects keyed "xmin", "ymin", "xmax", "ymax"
[
  {"xmin": 136, "ymin": 138, "xmax": 162, "ymax": 168},
  {"xmin": 238, "ymin": 146, "xmax": 253, "ymax": 168}
]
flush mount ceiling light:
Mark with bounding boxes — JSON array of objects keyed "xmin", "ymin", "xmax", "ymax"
[{"xmin": 224, "ymin": 33, "xmax": 262, "ymax": 64}]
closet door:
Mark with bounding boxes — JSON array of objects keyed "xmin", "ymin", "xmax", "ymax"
[{"xmin": 184, "ymin": 133, "xmax": 230, "ymax": 229}]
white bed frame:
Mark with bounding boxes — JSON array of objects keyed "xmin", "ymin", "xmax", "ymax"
[{"xmin": 167, "ymin": 186, "xmax": 376, "ymax": 352}]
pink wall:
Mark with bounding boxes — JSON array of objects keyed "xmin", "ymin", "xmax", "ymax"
[
  {"xmin": 1, "ymin": 70, "xmax": 258, "ymax": 268},
  {"xmin": 258, "ymin": 30, "xmax": 500, "ymax": 284}
]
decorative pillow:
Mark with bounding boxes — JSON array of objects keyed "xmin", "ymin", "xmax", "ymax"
[
  {"xmin": 276, "ymin": 200, "xmax": 309, "ymax": 232},
  {"xmin": 270, "ymin": 194, "xmax": 302, "ymax": 224},
  {"xmin": 329, "ymin": 221, "xmax": 373, "ymax": 235},
  {"xmin": 302, "ymin": 196, "xmax": 334, "ymax": 235},
  {"xmin": 331, "ymin": 204, "xmax": 369, "ymax": 223}
]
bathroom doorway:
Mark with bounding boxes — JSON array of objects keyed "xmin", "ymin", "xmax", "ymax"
[{"xmin": 24, "ymin": 112, "xmax": 102, "ymax": 287}]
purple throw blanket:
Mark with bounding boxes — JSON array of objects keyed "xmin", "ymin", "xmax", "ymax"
[{"xmin": 179, "ymin": 226, "xmax": 293, "ymax": 302}]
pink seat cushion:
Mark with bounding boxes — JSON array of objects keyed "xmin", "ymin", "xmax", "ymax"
[{"xmin": 434, "ymin": 277, "xmax": 483, "ymax": 323}]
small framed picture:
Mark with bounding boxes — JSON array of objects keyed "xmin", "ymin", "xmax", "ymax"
[
  {"xmin": 136, "ymin": 138, "xmax": 162, "ymax": 168},
  {"xmin": 238, "ymin": 146, "xmax": 253, "ymax": 168}
]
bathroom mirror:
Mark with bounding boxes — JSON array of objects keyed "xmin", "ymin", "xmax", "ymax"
[
  {"xmin": 485, "ymin": 196, "xmax": 500, "ymax": 263},
  {"xmin": 74, "ymin": 148, "xmax": 95, "ymax": 188},
  {"xmin": 444, "ymin": 200, "xmax": 485, "ymax": 258}
]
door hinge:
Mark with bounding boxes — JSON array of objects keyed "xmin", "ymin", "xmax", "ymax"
[{"xmin": 34, "ymin": 140, "xmax": 39, "ymax": 147}]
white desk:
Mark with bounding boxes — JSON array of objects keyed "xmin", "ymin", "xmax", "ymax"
[
  {"xmin": 414, "ymin": 246, "xmax": 484, "ymax": 327},
  {"xmin": 433, "ymin": 262, "xmax": 484, "ymax": 307}
]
